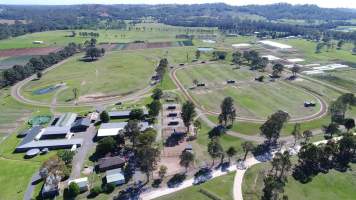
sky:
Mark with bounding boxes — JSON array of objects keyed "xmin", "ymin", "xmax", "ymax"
[{"xmin": 0, "ymin": 0, "xmax": 355, "ymax": 9}]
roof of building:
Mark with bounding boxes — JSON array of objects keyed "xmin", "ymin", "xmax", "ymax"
[
  {"xmin": 97, "ymin": 122, "xmax": 150, "ymax": 137},
  {"xmin": 42, "ymin": 174, "xmax": 60, "ymax": 194},
  {"xmin": 16, "ymin": 138, "xmax": 83, "ymax": 152},
  {"xmin": 68, "ymin": 177, "xmax": 88, "ymax": 188},
  {"xmin": 18, "ymin": 126, "xmax": 43, "ymax": 147},
  {"xmin": 54, "ymin": 113, "xmax": 77, "ymax": 127},
  {"xmin": 18, "ymin": 125, "xmax": 43, "ymax": 138},
  {"xmin": 71, "ymin": 118, "xmax": 91, "ymax": 128},
  {"xmin": 98, "ymin": 156, "xmax": 126, "ymax": 169},
  {"xmin": 40, "ymin": 126, "xmax": 71, "ymax": 136},
  {"xmin": 106, "ymin": 168, "xmax": 125, "ymax": 183},
  {"xmin": 108, "ymin": 109, "xmax": 148, "ymax": 118}
]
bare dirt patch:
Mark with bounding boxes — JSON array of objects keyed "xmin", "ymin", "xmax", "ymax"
[
  {"xmin": 78, "ymin": 92, "xmax": 120, "ymax": 103},
  {"xmin": 0, "ymin": 47, "xmax": 61, "ymax": 57}
]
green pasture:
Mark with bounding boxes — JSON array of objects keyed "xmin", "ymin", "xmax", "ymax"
[
  {"xmin": 242, "ymin": 162, "xmax": 356, "ymax": 200},
  {"xmin": 0, "ymin": 55, "xmax": 33, "ymax": 70},
  {"xmin": 312, "ymin": 69, "xmax": 356, "ymax": 93},
  {"xmin": 177, "ymin": 67, "xmax": 319, "ymax": 119},
  {"xmin": 275, "ymin": 38, "xmax": 356, "ymax": 64},
  {"xmin": 155, "ymin": 172, "xmax": 235, "ymax": 200},
  {"xmin": 21, "ymin": 50, "xmax": 157, "ymax": 104}
]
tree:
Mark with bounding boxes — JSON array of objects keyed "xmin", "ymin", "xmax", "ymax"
[
  {"xmin": 208, "ymin": 138, "xmax": 224, "ymax": 166},
  {"xmin": 96, "ymin": 137, "xmax": 116, "ymax": 156},
  {"xmin": 260, "ymin": 111, "xmax": 290, "ymax": 144},
  {"xmin": 129, "ymin": 108, "xmax": 145, "ymax": 121},
  {"xmin": 36, "ymin": 71, "xmax": 42, "ymax": 79},
  {"xmin": 158, "ymin": 165, "xmax": 167, "ymax": 180},
  {"xmin": 232, "ymin": 51, "xmax": 242, "ymax": 65},
  {"xmin": 291, "ymin": 65, "xmax": 300, "ymax": 77},
  {"xmin": 291, "ymin": 123, "xmax": 302, "ymax": 146},
  {"xmin": 219, "ymin": 97, "xmax": 236, "ymax": 126},
  {"xmin": 137, "ymin": 146, "xmax": 160, "ymax": 183},
  {"xmin": 322, "ymin": 122, "xmax": 340, "ymax": 138},
  {"xmin": 181, "ymin": 101, "xmax": 196, "ymax": 133},
  {"xmin": 193, "ymin": 120, "xmax": 201, "ymax": 135},
  {"xmin": 137, "ymin": 128, "xmax": 157, "ymax": 147},
  {"xmin": 100, "ymin": 111, "xmax": 110, "ymax": 123},
  {"xmin": 195, "ymin": 50, "xmax": 201, "ymax": 59},
  {"xmin": 151, "ymin": 88, "xmax": 163, "ymax": 100},
  {"xmin": 271, "ymin": 151, "xmax": 291, "ymax": 182},
  {"xmin": 241, "ymin": 141, "xmax": 254, "ymax": 161},
  {"xmin": 180, "ymin": 151, "xmax": 194, "ymax": 172},
  {"xmin": 302, "ymin": 130, "xmax": 313, "ymax": 144},
  {"xmin": 272, "ymin": 63, "xmax": 284, "ymax": 77},
  {"xmin": 72, "ymin": 87, "xmax": 78, "ymax": 100},
  {"xmin": 336, "ymin": 40, "xmax": 344, "ymax": 50},
  {"xmin": 344, "ymin": 118, "xmax": 355, "ymax": 132},
  {"xmin": 40, "ymin": 155, "xmax": 66, "ymax": 180},
  {"xmin": 315, "ymin": 42, "xmax": 324, "ymax": 53},
  {"xmin": 66, "ymin": 182, "xmax": 80, "ymax": 198},
  {"xmin": 148, "ymin": 100, "xmax": 162, "ymax": 118},
  {"xmin": 124, "ymin": 120, "xmax": 141, "ymax": 149},
  {"xmin": 226, "ymin": 146, "xmax": 237, "ymax": 163},
  {"xmin": 193, "ymin": 79, "xmax": 199, "ymax": 86},
  {"xmin": 57, "ymin": 150, "xmax": 75, "ymax": 165},
  {"xmin": 85, "ymin": 47, "xmax": 102, "ymax": 61},
  {"xmin": 329, "ymin": 100, "xmax": 347, "ymax": 124}
]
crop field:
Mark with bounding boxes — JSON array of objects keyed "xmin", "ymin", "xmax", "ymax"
[
  {"xmin": 176, "ymin": 64, "xmax": 320, "ymax": 120},
  {"xmin": 242, "ymin": 162, "xmax": 356, "ymax": 200},
  {"xmin": 21, "ymin": 50, "xmax": 157, "ymax": 104},
  {"xmin": 275, "ymin": 38, "xmax": 356, "ymax": 64}
]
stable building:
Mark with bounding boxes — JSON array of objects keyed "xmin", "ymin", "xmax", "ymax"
[
  {"xmin": 71, "ymin": 118, "xmax": 91, "ymax": 132},
  {"xmin": 97, "ymin": 122, "xmax": 151, "ymax": 137},
  {"xmin": 108, "ymin": 109, "xmax": 148, "ymax": 119},
  {"xmin": 53, "ymin": 113, "xmax": 78, "ymax": 127},
  {"xmin": 106, "ymin": 168, "xmax": 125, "ymax": 186}
]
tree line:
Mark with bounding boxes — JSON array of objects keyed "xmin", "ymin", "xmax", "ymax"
[{"xmin": 0, "ymin": 43, "xmax": 81, "ymax": 88}]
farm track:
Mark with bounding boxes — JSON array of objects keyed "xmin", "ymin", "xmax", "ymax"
[{"xmin": 171, "ymin": 62, "xmax": 329, "ymax": 123}]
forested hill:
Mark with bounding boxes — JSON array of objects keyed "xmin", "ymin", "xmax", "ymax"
[{"xmin": 1, "ymin": 3, "xmax": 356, "ymax": 22}]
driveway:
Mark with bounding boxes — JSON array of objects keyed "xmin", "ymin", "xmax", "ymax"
[
  {"xmin": 70, "ymin": 125, "xmax": 97, "ymax": 179},
  {"xmin": 23, "ymin": 171, "xmax": 41, "ymax": 200}
]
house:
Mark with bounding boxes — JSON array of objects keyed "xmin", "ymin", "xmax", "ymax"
[
  {"xmin": 97, "ymin": 156, "xmax": 126, "ymax": 172},
  {"xmin": 108, "ymin": 109, "xmax": 148, "ymax": 119},
  {"xmin": 41, "ymin": 174, "xmax": 60, "ymax": 198},
  {"xmin": 68, "ymin": 177, "xmax": 89, "ymax": 192},
  {"xmin": 71, "ymin": 118, "xmax": 91, "ymax": 132},
  {"xmin": 106, "ymin": 168, "xmax": 125, "ymax": 186},
  {"xmin": 97, "ymin": 122, "xmax": 151, "ymax": 137}
]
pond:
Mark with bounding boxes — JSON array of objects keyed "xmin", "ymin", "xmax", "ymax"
[{"xmin": 32, "ymin": 83, "xmax": 65, "ymax": 95}]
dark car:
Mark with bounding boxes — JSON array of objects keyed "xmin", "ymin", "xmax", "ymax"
[{"xmin": 193, "ymin": 168, "xmax": 213, "ymax": 185}]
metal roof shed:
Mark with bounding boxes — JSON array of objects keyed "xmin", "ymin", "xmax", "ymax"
[{"xmin": 106, "ymin": 168, "xmax": 125, "ymax": 185}]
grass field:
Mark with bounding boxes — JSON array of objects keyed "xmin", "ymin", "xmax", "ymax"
[
  {"xmin": 275, "ymin": 38, "xmax": 356, "ymax": 64},
  {"xmin": 21, "ymin": 50, "xmax": 157, "ymax": 104},
  {"xmin": 176, "ymin": 64, "xmax": 320, "ymax": 119},
  {"xmin": 0, "ymin": 55, "xmax": 33, "ymax": 70},
  {"xmin": 0, "ymin": 23, "xmax": 217, "ymax": 50},
  {"xmin": 155, "ymin": 172, "xmax": 235, "ymax": 200},
  {"xmin": 242, "ymin": 162, "xmax": 356, "ymax": 200},
  {"xmin": 312, "ymin": 69, "xmax": 356, "ymax": 93}
]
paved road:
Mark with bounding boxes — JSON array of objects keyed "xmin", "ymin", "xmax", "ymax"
[
  {"xmin": 23, "ymin": 171, "xmax": 41, "ymax": 200},
  {"xmin": 70, "ymin": 125, "xmax": 97, "ymax": 179}
]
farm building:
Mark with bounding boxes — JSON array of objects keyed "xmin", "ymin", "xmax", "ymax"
[
  {"xmin": 97, "ymin": 122, "xmax": 151, "ymax": 137},
  {"xmin": 106, "ymin": 168, "xmax": 125, "ymax": 186},
  {"xmin": 71, "ymin": 118, "xmax": 91, "ymax": 132},
  {"xmin": 108, "ymin": 109, "xmax": 148, "ymax": 119},
  {"xmin": 15, "ymin": 126, "xmax": 82, "ymax": 152},
  {"xmin": 18, "ymin": 125, "xmax": 43, "ymax": 138},
  {"xmin": 53, "ymin": 113, "xmax": 78, "ymax": 127},
  {"xmin": 97, "ymin": 156, "xmax": 126, "ymax": 172},
  {"xmin": 68, "ymin": 177, "xmax": 89, "ymax": 192}
]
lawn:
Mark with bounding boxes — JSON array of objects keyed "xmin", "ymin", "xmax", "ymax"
[
  {"xmin": 312, "ymin": 69, "xmax": 356, "ymax": 93},
  {"xmin": 242, "ymin": 162, "xmax": 356, "ymax": 200},
  {"xmin": 21, "ymin": 50, "xmax": 157, "ymax": 104},
  {"xmin": 0, "ymin": 158, "xmax": 40, "ymax": 200},
  {"xmin": 155, "ymin": 172, "xmax": 235, "ymax": 200}
]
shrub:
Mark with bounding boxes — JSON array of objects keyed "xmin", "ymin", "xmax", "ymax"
[
  {"xmin": 88, "ymin": 185, "xmax": 102, "ymax": 198},
  {"xmin": 66, "ymin": 182, "xmax": 80, "ymax": 198},
  {"xmin": 103, "ymin": 183, "xmax": 115, "ymax": 194}
]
